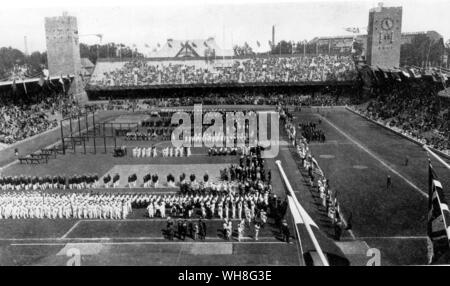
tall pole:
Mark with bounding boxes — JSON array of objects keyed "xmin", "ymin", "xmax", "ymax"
[
  {"xmin": 304, "ymin": 41, "xmax": 306, "ymax": 57},
  {"xmin": 275, "ymin": 160, "xmax": 330, "ymax": 266},
  {"xmin": 60, "ymin": 121, "xmax": 65, "ymax": 155}
]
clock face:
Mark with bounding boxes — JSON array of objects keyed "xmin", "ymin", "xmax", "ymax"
[{"xmin": 381, "ymin": 18, "xmax": 394, "ymax": 30}]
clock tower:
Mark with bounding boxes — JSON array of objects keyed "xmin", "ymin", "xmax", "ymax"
[{"xmin": 366, "ymin": 3, "xmax": 403, "ymax": 69}]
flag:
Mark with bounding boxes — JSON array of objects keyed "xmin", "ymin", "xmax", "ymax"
[
  {"xmin": 345, "ymin": 27, "xmax": 359, "ymax": 34},
  {"xmin": 287, "ymin": 193, "xmax": 349, "ymax": 266},
  {"xmin": 427, "ymin": 161, "xmax": 450, "ymax": 264},
  {"xmin": 256, "ymin": 41, "xmax": 261, "ymax": 47},
  {"xmin": 59, "ymin": 76, "xmax": 65, "ymax": 93},
  {"xmin": 38, "ymin": 76, "xmax": 45, "ymax": 87},
  {"xmin": 12, "ymin": 80, "xmax": 17, "ymax": 94},
  {"xmin": 311, "ymin": 157, "xmax": 324, "ymax": 177}
]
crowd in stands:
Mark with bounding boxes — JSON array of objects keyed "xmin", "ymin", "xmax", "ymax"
[
  {"xmin": 0, "ymin": 89, "xmax": 99, "ymax": 145},
  {"xmin": 94, "ymin": 93, "xmax": 353, "ymax": 112},
  {"xmin": 91, "ymin": 55, "xmax": 357, "ymax": 87},
  {"xmin": 0, "ymin": 97, "xmax": 58, "ymax": 144},
  {"xmin": 354, "ymin": 84, "xmax": 450, "ymax": 154},
  {"xmin": 1, "ymin": 65, "xmax": 30, "ymax": 81}
]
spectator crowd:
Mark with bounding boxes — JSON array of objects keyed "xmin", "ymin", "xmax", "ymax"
[
  {"xmin": 354, "ymin": 83, "xmax": 450, "ymax": 154},
  {"xmin": 91, "ymin": 55, "xmax": 357, "ymax": 87}
]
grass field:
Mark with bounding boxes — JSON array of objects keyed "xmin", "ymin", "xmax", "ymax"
[
  {"xmin": 0, "ymin": 109, "xmax": 306, "ymax": 266},
  {"xmin": 292, "ymin": 107, "xmax": 450, "ymax": 265},
  {"xmin": 1, "ymin": 106, "xmax": 449, "ymax": 265}
]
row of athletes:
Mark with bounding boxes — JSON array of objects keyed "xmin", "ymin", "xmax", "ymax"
[
  {"xmin": 125, "ymin": 130, "xmax": 169, "ymax": 141},
  {"xmin": 317, "ymin": 177, "xmax": 341, "ymax": 223},
  {"xmin": 0, "ymin": 191, "xmax": 133, "ymax": 219},
  {"xmin": 208, "ymin": 147, "xmax": 244, "ymax": 156},
  {"xmin": 141, "ymin": 192, "xmax": 276, "ymax": 221},
  {"xmin": 0, "ymin": 175, "xmax": 100, "ymax": 191},
  {"xmin": 131, "ymin": 146, "xmax": 192, "ymax": 158},
  {"xmin": 178, "ymin": 133, "xmax": 257, "ymax": 147},
  {"xmin": 286, "ymin": 115, "xmax": 350, "ymax": 240}
]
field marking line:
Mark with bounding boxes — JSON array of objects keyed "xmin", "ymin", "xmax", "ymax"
[
  {"xmin": 307, "ymin": 142, "xmax": 354, "ymax": 146},
  {"xmin": 79, "ymin": 218, "xmax": 243, "ymax": 222},
  {"xmin": 10, "ymin": 240, "xmax": 287, "ymax": 246},
  {"xmin": 318, "ymin": 114, "xmax": 428, "ymax": 198},
  {"xmin": 1, "ymin": 236, "xmax": 275, "ymax": 242},
  {"xmin": 356, "ymin": 236, "xmax": 427, "ymax": 240},
  {"xmin": 60, "ymin": 220, "xmax": 83, "ymax": 239}
]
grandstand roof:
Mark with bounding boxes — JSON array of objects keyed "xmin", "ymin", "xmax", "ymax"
[
  {"xmin": 149, "ymin": 38, "xmax": 233, "ymax": 58},
  {"xmin": 0, "ymin": 75, "xmax": 74, "ymax": 92}
]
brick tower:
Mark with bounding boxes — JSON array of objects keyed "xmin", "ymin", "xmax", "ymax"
[{"xmin": 45, "ymin": 12, "xmax": 86, "ymax": 102}]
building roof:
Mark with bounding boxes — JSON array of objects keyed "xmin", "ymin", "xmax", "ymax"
[
  {"xmin": 149, "ymin": 38, "xmax": 233, "ymax": 58},
  {"xmin": 81, "ymin": 58, "xmax": 95, "ymax": 69}
]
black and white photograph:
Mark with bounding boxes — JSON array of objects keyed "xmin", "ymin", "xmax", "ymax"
[{"xmin": 0, "ymin": 0, "xmax": 449, "ymax": 270}]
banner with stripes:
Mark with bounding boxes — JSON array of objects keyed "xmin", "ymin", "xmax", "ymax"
[{"xmin": 427, "ymin": 162, "xmax": 450, "ymax": 264}]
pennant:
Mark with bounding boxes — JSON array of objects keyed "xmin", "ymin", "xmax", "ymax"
[
  {"xmin": 59, "ymin": 76, "xmax": 65, "ymax": 93},
  {"xmin": 38, "ymin": 76, "xmax": 45, "ymax": 87},
  {"xmin": 12, "ymin": 79, "xmax": 17, "ymax": 94}
]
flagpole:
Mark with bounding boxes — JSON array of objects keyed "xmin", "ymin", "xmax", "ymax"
[
  {"xmin": 424, "ymin": 146, "xmax": 450, "ymax": 170},
  {"xmin": 275, "ymin": 160, "xmax": 330, "ymax": 266}
]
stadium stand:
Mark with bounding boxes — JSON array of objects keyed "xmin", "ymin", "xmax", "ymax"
[
  {"xmin": 88, "ymin": 55, "xmax": 357, "ymax": 87},
  {"xmin": 353, "ymin": 66, "xmax": 450, "ymax": 155}
]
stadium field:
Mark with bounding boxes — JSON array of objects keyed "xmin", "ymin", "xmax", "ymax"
[
  {"xmin": 292, "ymin": 107, "xmax": 450, "ymax": 265},
  {"xmin": 0, "ymin": 116, "xmax": 305, "ymax": 266},
  {"xmin": 1, "ymin": 106, "xmax": 448, "ymax": 265}
]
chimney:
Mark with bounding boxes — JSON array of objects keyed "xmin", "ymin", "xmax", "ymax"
[{"xmin": 272, "ymin": 25, "xmax": 275, "ymax": 47}]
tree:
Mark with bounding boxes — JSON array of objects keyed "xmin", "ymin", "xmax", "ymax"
[
  {"xmin": 27, "ymin": 51, "xmax": 46, "ymax": 75},
  {"xmin": 0, "ymin": 47, "xmax": 26, "ymax": 79},
  {"xmin": 271, "ymin": 40, "xmax": 292, "ymax": 55},
  {"xmin": 400, "ymin": 34, "xmax": 445, "ymax": 68}
]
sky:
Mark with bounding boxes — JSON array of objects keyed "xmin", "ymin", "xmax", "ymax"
[{"xmin": 0, "ymin": 0, "xmax": 449, "ymax": 54}]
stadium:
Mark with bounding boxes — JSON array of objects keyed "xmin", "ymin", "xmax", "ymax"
[{"xmin": 0, "ymin": 2, "xmax": 449, "ymax": 267}]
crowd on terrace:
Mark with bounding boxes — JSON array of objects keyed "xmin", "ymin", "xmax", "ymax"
[
  {"xmin": 355, "ymin": 83, "xmax": 450, "ymax": 154},
  {"xmin": 0, "ymin": 92, "xmax": 85, "ymax": 145},
  {"xmin": 91, "ymin": 55, "xmax": 357, "ymax": 87}
]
